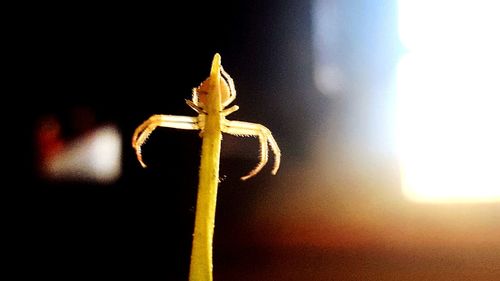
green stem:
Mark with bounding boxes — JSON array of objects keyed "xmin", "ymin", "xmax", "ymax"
[{"xmin": 189, "ymin": 54, "xmax": 222, "ymax": 281}]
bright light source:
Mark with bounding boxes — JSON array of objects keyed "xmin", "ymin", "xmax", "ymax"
[
  {"xmin": 396, "ymin": 0, "xmax": 500, "ymax": 203},
  {"xmin": 45, "ymin": 125, "xmax": 122, "ymax": 184}
]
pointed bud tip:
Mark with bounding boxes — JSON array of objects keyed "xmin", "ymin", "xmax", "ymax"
[{"xmin": 210, "ymin": 53, "xmax": 222, "ymax": 77}]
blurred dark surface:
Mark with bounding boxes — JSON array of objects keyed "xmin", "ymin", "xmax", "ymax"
[{"xmin": 7, "ymin": 1, "xmax": 500, "ymax": 280}]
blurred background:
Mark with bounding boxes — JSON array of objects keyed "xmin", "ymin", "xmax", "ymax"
[{"xmin": 10, "ymin": 0, "xmax": 500, "ymax": 280}]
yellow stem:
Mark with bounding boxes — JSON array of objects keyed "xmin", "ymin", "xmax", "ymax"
[{"xmin": 189, "ymin": 54, "xmax": 222, "ymax": 281}]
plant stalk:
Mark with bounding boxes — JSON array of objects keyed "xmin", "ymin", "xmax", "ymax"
[{"xmin": 189, "ymin": 54, "xmax": 222, "ymax": 281}]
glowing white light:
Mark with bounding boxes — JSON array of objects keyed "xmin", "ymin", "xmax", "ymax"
[
  {"xmin": 46, "ymin": 125, "xmax": 122, "ymax": 184},
  {"xmin": 90, "ymin": 125, "xmax": 122, "ymax": 183},
  {"xmin": 397, "ymin": 0, "xmax": 500, "ymax": 203}
]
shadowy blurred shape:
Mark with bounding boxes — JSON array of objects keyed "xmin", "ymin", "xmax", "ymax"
[{"xmin": 35, "ymin": 107, "xmax": 121, "ymax": 184}]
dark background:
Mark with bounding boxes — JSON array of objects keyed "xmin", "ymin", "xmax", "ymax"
[
  {"xmin": 8, "ymin": 1, "xmax": 500, "ymax": 280},
  {"xmin": 11, "ymin": 1, "xmax": 326, "ymax": 280}
]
